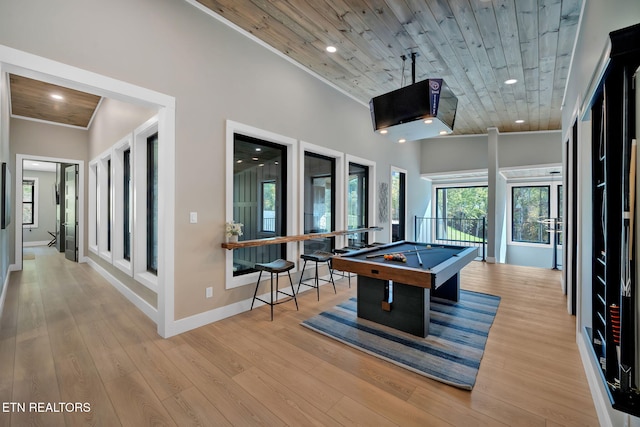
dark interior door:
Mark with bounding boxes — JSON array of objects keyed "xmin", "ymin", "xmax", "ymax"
[{"xmin": 64, "ymin": 164, "xmax": 78, "ymax": 262}]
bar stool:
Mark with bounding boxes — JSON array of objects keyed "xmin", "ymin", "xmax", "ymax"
[
  {"xmin": 297, "ymin": 251, "xmax": 336, "ymax": 300},
  {"xmin": 250, "ymin": 259, "xmax": 297, "ymax": 320}
]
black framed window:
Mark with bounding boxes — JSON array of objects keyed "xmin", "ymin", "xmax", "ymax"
[
  {"xmin": 435, "ymin": 186, "xmax": 488, "ymax": 242},
  {"xmin": 512, "ymin": 185, "xmax": 550, "ymax": 244},
  {"xmin": 233, "ymin": 134, "xmax": 287, "ymax": 276},
  {"xmin": 22, "ymin": 179, "xmax": 35, "ymax": 225},
  {"xmin": 304, "ymin": 152, "xmax": 335, "ymax": 253},
  {"xmin": 261, "ymin": 180, "xmax": 276, "ymax": 232},
  {"xmin": 557, "ymin": 184, "xmax": 563, "ymax": 246},
  {"xmin": 123, "ymin": 148, "xmax": 131, "ymax": 261},
  {"xmin": 348, "ymin": 162, "xmax": 368, "ymax": 246},
  {"xmin": 391, "ymin": 170, "xmax": 406, "ymax": 242},
  {"xmin": 147, "ymin": 133, "xmax": 159, "ymax": 274},
  {"xmin": 107, "ymin": 159, "xmax": 112, "ymax": 252}
]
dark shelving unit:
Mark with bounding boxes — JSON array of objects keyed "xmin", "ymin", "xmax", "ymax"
[{"xmin": 590, "ymin": 23, "xmax": 640, "ymax": 418}]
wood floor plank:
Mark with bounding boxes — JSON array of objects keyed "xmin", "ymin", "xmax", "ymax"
[
  {"xmin": 233, "ymin": 366, "xmax": 343, "ymax": 426},
  {"xmin": 406, "ymin": 384, "xmax": 510, "ymax": 426},
  {"xmin": 274, "ymin": 324, "xmax": 417, "ymax": 401},
  {"xmin": 122, "ymin": 338, "xmax": 193, "ymax": 401},
  {"xmin": 77, "ymin": 319, "xmax": 137, "ymax": 383},
  {"xmin": 211, "ymin": 329, "xmax": 343, "ymax": 412},
  {"xmin": 309, "ymin": 361, "xmax": 453, "ymax": 426},
  {"xmin": 12, "ymin": 334, "xmax": 65, "ymax": 427},
  {"xmin": 165, "ymin": 343, "xmax": 287, "ymax": 426},
  {"xmin": 103, "ymin": 371, "xmax": 177, "ymax": 427},
  {"xmin": 327, "ymin": 395, "xmax": 399, "ymax": 427},
  {"xmin": 162, "ymin": 386, "xmax": 233, "ymax": 427}
]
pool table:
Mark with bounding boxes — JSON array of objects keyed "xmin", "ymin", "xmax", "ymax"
[{"xmin": 331, "ymin": 241, "xmax": 478, "ymax": 337}]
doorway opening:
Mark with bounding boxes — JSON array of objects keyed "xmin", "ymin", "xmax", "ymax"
[{"xmin": 17, "ymin": 155, "xmax": 83, "ymax": 268}]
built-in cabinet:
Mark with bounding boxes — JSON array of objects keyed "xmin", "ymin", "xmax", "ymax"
[{"xmin": 590, "ymin": 23, "xmax": 640, "ymax": 418}]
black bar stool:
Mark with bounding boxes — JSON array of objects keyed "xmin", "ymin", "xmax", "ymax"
[
  {"xmin": 297, "ymin": 251, "xmax": 336, "ymax": 300},
  {"xmin": 251, "ymin": 259, "xmax": 297, "ymax": 320}
]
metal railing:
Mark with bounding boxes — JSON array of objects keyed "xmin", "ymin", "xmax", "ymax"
[{"xmin": 414, "ymin": 216, "xmax": 486, "ymax": 261}]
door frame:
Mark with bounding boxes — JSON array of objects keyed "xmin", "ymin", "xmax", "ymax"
[
  {"xmin": 1, "ymin": 44, "xmax": 176, "ymax": 338},
  {"xmin": 15, "ymin": 155, "xmax": 84, "ymax": 270}
]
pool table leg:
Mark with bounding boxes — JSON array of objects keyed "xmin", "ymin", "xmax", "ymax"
[{"xmin": 432, "ymin": 273, "xmax": 461, "ymax": 302}]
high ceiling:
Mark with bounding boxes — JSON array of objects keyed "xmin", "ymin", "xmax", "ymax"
[
  {"xmin": 194, "ymin": 0, "xmax": 582, "ymax": 136},
  {"xmin": 7, "ymin": 0, "xmax": 583, "ymax": 138}
]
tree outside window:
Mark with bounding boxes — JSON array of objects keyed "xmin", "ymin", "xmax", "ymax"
[
  {"xmin": 512, "ymin": 186, "xmax": 550, "ymax": 244},
  {"xmin": 23, "ymin": 179, "xmax": 35, "ymax": 226}
]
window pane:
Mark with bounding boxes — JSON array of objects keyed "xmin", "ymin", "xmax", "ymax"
[
  {"xmin": 107, "ymin": 159, "xmax": 112, "ymax": 252},
  {"xmin": 261, "ymin": 181, "xmax": 276, "ymax": 232},
  {"xmin": 557, "ymin": 185, "xmax": 563, "ymax": 245},
  {"xmin": 512, "ymin": 186, "xmax": 550, "ymax": 244},
  {"xmin": 304, "ymin": 152, "xmax": 335, "ymax": 253},
  {"xmin": 435, "ymin": 186, "xmax": 487, "ymax": 243},
  {"xmin": 391, "ymin": 171, "xmax": 406, "ymax": 242},
  {"xmin": 233, "ymin": 134, "xmax": 287, "ymax": 276},
  {"xmin": 23, "ymin": 204, "xmax": 33, "ymax": 224},
  {"xmin": 22, "ymin": 180, "xmax": 34, "ymax": 225},
  {"xmin": 123, "ymin": 149, "xmax": 131, "ymax": 261},
  {"xmin": 147, "ymin": 133, "xmax": 159, "ymax": 274},
  {"xmin": 23, "ymin": 181, "xmax": 33, "ymax": 203},
  {"xmin": 348, "ymin": 162, "xmax": 368, "ymax": 246}
]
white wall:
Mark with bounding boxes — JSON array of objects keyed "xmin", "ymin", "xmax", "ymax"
[{"xmin": 0, "ymin": 0, "xmax": 426, "ymax": 325}]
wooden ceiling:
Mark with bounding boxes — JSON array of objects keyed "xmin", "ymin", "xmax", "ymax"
[
  {"xmin": 195, "ymin": 0, "xmax": 583, "ymax": 136},
  {"xmin": 9, "ymin": 74, "xmax": 101, "ymax": 128}
]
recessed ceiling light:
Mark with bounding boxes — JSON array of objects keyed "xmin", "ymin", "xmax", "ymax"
[
  {"xmin": 259, "ymin": 163, "xmax": 264, "ymax": 167},
  {"xmin": 326, "ymin": 46, "xmax": 337, "ymax": 53},
  {"xmin": 439, "ymin": 130, "xmax": 448, "ymax": 135},
  {"xmin": 255, "ymin": 148, "xmax": 261, "ymax": 152},
  {"xmin": 505, "ymin": 79, "xmax": 518, "ymax": 85},
  {"xmin": 380, "ymin": 129, "xmax": 388, "ymax": 134},
  {"xmin": 398, "ymin": 138, "xmax": 406, "ymax": 143},
  {"xmin": 424, "ymin": 119, "xmax": 433, "ymax": 124},
  {"xmin": 236, "ymin": 160, "xmax": 243, "ymax": 163},
  {"xmin": 515, "ymin": 119, "xmax": 525, "ymax": 124},
  {"xmin": 51, "ymin": 94, "xmax": 64, "ymax": 100},
  {"xmin": 252, "ymin": 157, "xmax": 259, "ymax": 161}
]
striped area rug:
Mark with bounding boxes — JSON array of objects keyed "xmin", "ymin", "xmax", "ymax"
[{"xmin": 301, "ymin": 290, "xmax": 500, "ymax": 390}]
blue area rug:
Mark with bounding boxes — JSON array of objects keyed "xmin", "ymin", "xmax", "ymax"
[{"xmin": 301, "ymin": 290, "xmax": 500, "ymax": 390}]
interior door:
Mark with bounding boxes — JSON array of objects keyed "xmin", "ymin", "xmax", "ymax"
[{"xmin": 64, "ymin": 164, "xmax": 78, "ymax": 261}]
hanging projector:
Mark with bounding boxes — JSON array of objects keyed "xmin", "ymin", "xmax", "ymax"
[{"xmin": 369, "ymin": 54, "xmax": 457, "ymax": 142}]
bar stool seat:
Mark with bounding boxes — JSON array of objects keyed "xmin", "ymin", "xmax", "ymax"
[
  {"xmin": 297, "ymin": 251, "xmax": 336, "ymax": 300},
  {"xmin": 251, "ymin": 259, "xmax": 297, "ymax": 320}
]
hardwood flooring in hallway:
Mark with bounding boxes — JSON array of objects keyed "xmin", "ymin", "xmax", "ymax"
[{"xmin": 0, "ymin": 246, "xmax": 599, "ymax": 426}]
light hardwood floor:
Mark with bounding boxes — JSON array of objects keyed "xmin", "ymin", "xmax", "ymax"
[{"xmin": 0, "ymin": 247, "xmax": 599, "ymax": 426}]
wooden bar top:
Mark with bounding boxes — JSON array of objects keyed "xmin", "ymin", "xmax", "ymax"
[{"xmin": 221, "ymin": 226, "xmax": 382, "ymax": 250}]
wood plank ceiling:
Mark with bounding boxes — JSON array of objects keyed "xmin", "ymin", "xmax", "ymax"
[
  {"xmin": 196, "ymin": 0, "xmax": 583, "ymax": 136},
  {"xmin": 9, "ymin": 74, "xmax": 102, "ymax": 128}
]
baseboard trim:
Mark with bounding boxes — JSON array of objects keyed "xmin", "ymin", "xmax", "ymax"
[
  {"xmin": 170, "ymin": 280, "xmax": 333, "ymax": 336},
  {"xmin": 577, "ymin": 332, "xmax": 615, "ymax": 427},
  {"xmin": 486, "ymin": 256, "xmax": 497, "ymax": 264},
  {"xmin": 23, "ymin": 240, "xmax": 51, "ymax": 247},
  {"xmin": 85, "ymin": 257, "xmax": 158, "ymax": 324}
]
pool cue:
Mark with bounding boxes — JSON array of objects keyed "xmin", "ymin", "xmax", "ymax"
[
  {"xmin": 365, "ymin": 247, "xmax": 433, "ymax": 259},
  {"xmin": 619, "ymin": 139, "xmax": 636, "ymax": 392},
  {"xmin": 414, "ymin": 245, "xmax": 423, "ymax": 266}
]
